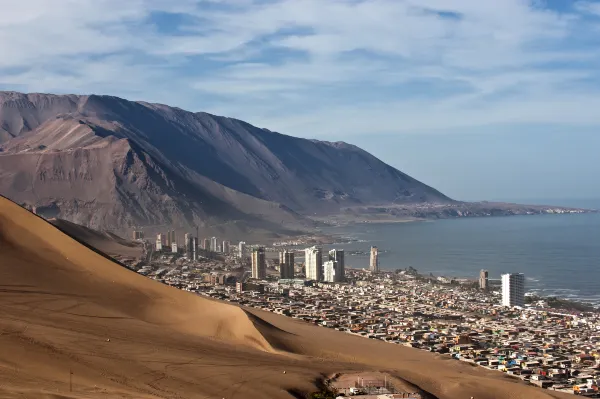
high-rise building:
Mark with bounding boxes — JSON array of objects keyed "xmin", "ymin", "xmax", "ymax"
[
  {"xmin": 202, "ymin": 238, "xmax": 210, "ymax": 251},
  {"xmin": 222, "ymin": 240, "xmax": 230, "ymax": 254},
  {"xmin": 501, "ymin": 273, "xmax": 525, "ymax": 307},
  {"xmin": 171, "ymin": 242, "xmax": 178, "ymax": 254},
  {"xmin": 238, "ymin": 241, "xmax": 246, "ymax": 258},
  {"xmin": 132, "ymin": 230, "xmax": 144, "ymax": 240},
  {"xmin": 328, "ymin": 249, "xmax": 345, "ymax": 282},
  {"xmin": 184, "ymin": 233, "xmax": 190, "ymax": 252},
  {"xmin": 210, "ymin": 237, "xmax": 218, "ymax": 252},
  {"xmin": 369, "ymin": 246, "xmax": 379, "ymax": 272},
  {"xmin": 479, "ymin": 269, "xmax": 489, "ymax": 291},
  {"xmin": 279, "ymin": 250, "xmax": 295, "ymax": 279},
  {"xmin": 165, "ymin": 231, "xmax": 171, "ymax": 247},
  {"xmin": 170, "ymin": 230, "xmax": 176, "ymax": 247},
  {"xmin": 186, "ymin": 235, "xmax": 197, "ymax": 260},
  {"xmin": 323, "ymin": 260, "xmax": 337, "ymax": 282},
  {"xmin": 305, "ymin": 246, "xmax": 323, "ymax": 281},
  {"xmin": 251, "ymin": 247, "xmax": 266, "ymax": 279},
  {"xmin": 156, "ymin": 233, "xmax": 163, "ymax": 251}
]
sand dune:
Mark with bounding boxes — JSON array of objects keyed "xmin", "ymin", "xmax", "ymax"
[
  {"xmin": 0, "ymin": 195, "xmax": 572, "ymax": 399},
  {"xmin": 49, "ymin": 218, "xmax": 142, "ymax": 259}
]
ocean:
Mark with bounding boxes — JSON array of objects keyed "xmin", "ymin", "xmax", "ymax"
[{"xmin": 323, "ymin": 202, "xmax": 600, "ymax": 306}]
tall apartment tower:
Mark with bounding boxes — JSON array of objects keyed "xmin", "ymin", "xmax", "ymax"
[
  {"xmin": 222, "ymin": 240, "xmax": 230, "ymax": 254},
  {"xmin": 171, "ymin": 242, "xmax": 178, "ymax": 254},
  {"xmin": 156, "ymin": 233, "xmax": 163, "ymax": 251},
  {"xmin": 323, "ymin": 260, "xmax": 337, "ymax": 282},
  {"xmin": 171, "ymin": 230, "xmax": 176, "ymax": 247},
  {"xmin": 369, "ymin": 246, "xmax": 379, "ymax": 272},
  {"xmin": 238, "ymin": 241, "xmax": 246, "ymax": 258},
  {"xmin": 328, "ymin": 249, "xmax": 345, "ymax": 282},
  {"xmin": 279, "ymin": 250, "xmax": 295, "ymax": 279},
  {"xmin": 184, "ymin": 233, "xmax": 190, "ymax": 252},
  {"xmin": 501, "ymin": 273, "xmax": 525, "ymax": 307},
  {"xmin": 210, "ymin": 237, "xmax": 218, "ymax": 252},
  {"xmin": 304, "ymin": 246, "xmax": 323, "ymax": 281},
  {"xmin": 251, "ymin": 247, "xmax": 266, "ymax": 279},
  {"xmin": 479, "ymin": 269, "xmax": 489, "ymax": 291},
  {"xmin": 186, "ymin": 235, "xmax": 197, "ymax": 260},
  {"xmin": 202, "ymin": 238, "xmax": 210, "ymax": 251},
  {"xmin": 165, "ymin": 231, "xmax": 171, "ymax": 247}
]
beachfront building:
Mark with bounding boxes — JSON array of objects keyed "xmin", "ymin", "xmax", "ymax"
[
  {"xmin": 251, "ymin": 247, "xmax": 266, "ymax": 279},
  {"xmin": 501, "ymin": 273, "xmax": 525, "ymax": 307},
  {"xmin": 369, "ymin": 246, "xmax": 379, "ymax": 272},
  {"xmin": 479, "ymin": 269, "xmax": 489, "ymax": 291},
  {"xmin": 329, "ymin": 249, "xmax": 345, "ymax": 282},
  {"xmin": 279, "ymin": 250, "xmax": 295, "ymax": 279},
  {"xmin": 305, "ymin": 246, "xmax": 323, "ymax": 281}
]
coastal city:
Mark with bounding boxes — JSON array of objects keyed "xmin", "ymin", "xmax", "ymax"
[{"xmin": 125, "ymin": 230, "xmax": 600, "ymax": 397}]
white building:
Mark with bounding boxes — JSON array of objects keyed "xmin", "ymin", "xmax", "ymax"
[
  {"xmin": 369, "ymin": 246, "xmax": 379, "ymax": 272},
  {"xmin": 155, "ymin": 234, "xmax": 163, "ymax": 251},
  {"xmin": 210, "ymin": 237, "xmax": 218, "ymax": 252},
  {"xmin": 323, "ymin": 260, "xmax": 337, "ymax": 283},
  {"xmin": 171, "ymin": 242, "xmax": 178, "ymax": 254},
  {"xmin": 238, "ymin": 241, "xmax": 246, "ymax": 258},
  {"xmin": 305, "ymin": 246, "xmax": 322, "ymax": 281},
  {"xmin": 502, "ymin": 273, "xmax": 525, "ymax": 307},
  {"xmin": 251, "ymin": 247, "xmax": 266, "ymax": 279}
]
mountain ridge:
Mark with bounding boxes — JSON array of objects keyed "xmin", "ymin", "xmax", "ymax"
[{"xmin": 0, "ymin": 91, "xmax": 451, "ymax": 233}]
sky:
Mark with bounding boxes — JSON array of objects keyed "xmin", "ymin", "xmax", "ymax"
[{"xmin": 1, "ymin": 0, "xmax": 600, "ymax": 201}]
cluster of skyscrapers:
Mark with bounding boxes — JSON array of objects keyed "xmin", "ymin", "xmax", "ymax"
[
  {"xmin": 303, "ymin": 246, "xmax": 345, "ymax": 283},
  {"xmin": 155, "ymin": 231, "xmax": 236, "ymax": 261}
]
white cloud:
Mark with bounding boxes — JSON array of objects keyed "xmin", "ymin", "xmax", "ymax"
[{"xmin": 1, "ymin": 0, "xmax": 600, "ymax": 138}]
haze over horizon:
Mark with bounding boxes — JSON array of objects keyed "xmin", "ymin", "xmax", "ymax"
[{"xmin": 1, "ymin": 0, "xmax": 599, "ymax": 200}]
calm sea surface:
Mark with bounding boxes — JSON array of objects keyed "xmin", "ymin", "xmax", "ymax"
[{"xmin": 322, "ymin": 201, "xmax": 600, "ymax": 305}]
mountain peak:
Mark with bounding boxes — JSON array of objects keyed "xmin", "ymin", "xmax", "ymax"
[{"xmin": 0, "ymin": 91, "xmax": 451, "ymax": 233}]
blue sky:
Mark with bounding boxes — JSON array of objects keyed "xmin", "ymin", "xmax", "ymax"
[{"xmin": 1, "ymin": 0, "xmax": 600, "ymax": 201}]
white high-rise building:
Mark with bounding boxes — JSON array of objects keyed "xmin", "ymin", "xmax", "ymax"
[
  {"xmin": 156, "ymin": 233, "xmax": 163, "ymax": 251},
  {"xmin": 251, "ymin": 247, "xmax": 266, "ymax": 279},
  {"xmin": 171, "ymin": 242, "xmax": 178, "ymax": 254},
  {"xmin": 369, "ymin": 246, "xmax": 379, "ymax": 272},
  {"xmin": 501, "ymin": 273, "xmax": 525, "ymax": 307},
  {"xmin": 210, "ymin": 237, "xmax": 218, "ymax": 252},
  {"xmin": 304, "ymin": 246, "xmax": 322, "ymax": 281},
  {"xmin": 222, "ymin": 240, "xmax": 230, "ymax": 254},
  {"xmin": 238, "ymin": 241, "xmax": 246, "ymax": 258},
  {"xmin": 323, "ymin": 260, "xmax": 337, "ymax": 283},
  {"xmin": 328, "ymin": 249, "xmax": 345, "ymax": 282}
]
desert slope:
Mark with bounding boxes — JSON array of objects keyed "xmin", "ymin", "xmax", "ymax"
[{"xmin": 0, "ymin": 196, "xmax": 571, "ymax": 399}]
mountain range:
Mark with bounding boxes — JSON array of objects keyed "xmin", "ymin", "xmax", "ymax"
[{"xmin": 0, "ymin": 91, "xmax": 451, "ymax": 235}]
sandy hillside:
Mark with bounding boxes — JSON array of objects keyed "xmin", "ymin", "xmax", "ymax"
[
  {"xmin": 0, "ymin": 195, "xmax": 572, "ymax": 399},
  {"xmin": 49, "ymin": 218, "xmax": 143, "ymax": 258}
]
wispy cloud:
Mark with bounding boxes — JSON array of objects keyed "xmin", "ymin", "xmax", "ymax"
[{"xmin": 1, "ymin": 0, "xmax": 600, "ymax": 137}]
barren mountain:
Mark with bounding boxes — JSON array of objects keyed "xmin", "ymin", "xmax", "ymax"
[
  {"xmin": 0, "ymin": 195, "xmax": 571, "ymax": 399},
  {"xmin": 0, "ymin": 91, "xmax": 450, "ymax": 232}
]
